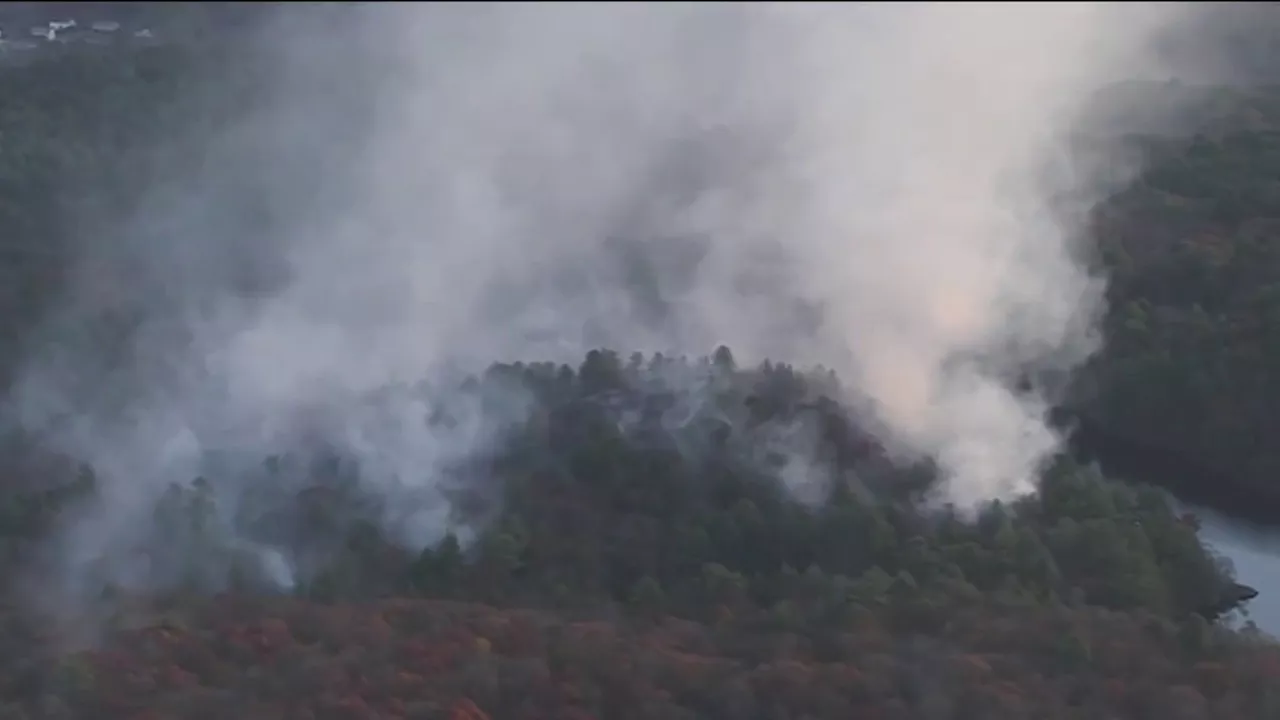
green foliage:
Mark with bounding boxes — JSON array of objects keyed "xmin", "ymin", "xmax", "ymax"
[
  {"xmin": 1080, "ymin": 88, "xmax": 1280, "ymax": 512},
  {"xmin": 87, "ymin": 349, "xmax": 1232, "ymax": 633},
  {"xmin": 0, "ymin": 38, "xmax": 1274, "ymax": 720}
]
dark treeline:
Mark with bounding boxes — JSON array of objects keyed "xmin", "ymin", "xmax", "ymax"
[
  {"xmin": 0, "ymin": 19, "xmax": 1278, "ymax": 720},
  {"xmin": 1068, "ymin": 84, "xmax": 1280, "ymax": 522}
]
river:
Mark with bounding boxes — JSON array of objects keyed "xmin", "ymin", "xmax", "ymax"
[
  {"xmin": 1191, "ymin": 506, "xmax": 1280, "ymax": 634},
  {"xmin": 1063, "ymin": 414, "xmax": 1280, "ymax": 633}
]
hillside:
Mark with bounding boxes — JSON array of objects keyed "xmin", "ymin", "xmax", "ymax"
[
  {"xmin": 0, "ymin": 18, "xmax": 1278, "ymax": 720},
  {"xmin": 0, "ymin": 349, "xmax": 1275, "ymax": 719},
  {"xmin": 1071, "ymin": 82, "xmax": 1280, "ymax": 518},
  {"xmin": 23, "ymin": 595, "xmax": 1280, "ymax": 720}
]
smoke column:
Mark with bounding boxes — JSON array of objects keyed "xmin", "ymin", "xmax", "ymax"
[{"xmin": 5, "ymin": 3, "xmax": 1188, "ymax": 599}]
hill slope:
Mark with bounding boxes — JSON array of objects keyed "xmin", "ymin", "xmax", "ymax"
[{"xmin": 0, "ymin": 23, "xmax": 1276, "ymax": 720}]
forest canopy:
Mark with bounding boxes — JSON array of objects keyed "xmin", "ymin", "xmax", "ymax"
[
  {"xmin": 0, "ymin": 17, "xmax": 1279, "ymax": 720},
  {"xmin": 3, "ymin": 345, "xmax": 1275, "ymax": 720}
]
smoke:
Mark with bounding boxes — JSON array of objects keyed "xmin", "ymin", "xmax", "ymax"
[{"xmin": 5, "ymin": 4, "xmax": 1191, "ymax": 602}]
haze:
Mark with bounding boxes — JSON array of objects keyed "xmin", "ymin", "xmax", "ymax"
[{"xmin": 4, "ymin": 3, "xmax": 1190, "ymax": 604}]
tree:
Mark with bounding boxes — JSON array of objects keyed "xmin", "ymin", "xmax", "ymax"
[
  {"xmin": 628, "ymin": 576, "xmax": 666, "ymax": 617},
  {"xmin": 712, "ymin": 345, "xmax": 736, "ymax": 372}
]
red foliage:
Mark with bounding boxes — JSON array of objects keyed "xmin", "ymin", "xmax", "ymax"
[
  {"xmin": 4, "ymin": 595, "xmax": 1274, "ymax": 720},
  {"xmin": 450, "ymin": 697, "xmax": 490, "ymax": 720}
]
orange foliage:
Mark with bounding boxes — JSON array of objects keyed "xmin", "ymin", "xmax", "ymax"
[
  {"xmin": 5, "ymin": 595, "xmax": 1275, "ymax": 720},
  {"xmin": 450, "ymin": 697, "xmax": 490, "ymax": 720}
]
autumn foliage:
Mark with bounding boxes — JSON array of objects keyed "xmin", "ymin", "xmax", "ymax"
[
  {"xmin": 0, "ymin": 13, "xmax": 1279, "ymax": 720},
  {"xmin": 0, "ymin": 594, "xmax": 1255, "ymax": 719}
]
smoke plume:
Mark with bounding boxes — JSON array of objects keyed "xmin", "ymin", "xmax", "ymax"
[{"xmin": 6, "ymin": 4, "xmax": 1189, "ymax": 601}]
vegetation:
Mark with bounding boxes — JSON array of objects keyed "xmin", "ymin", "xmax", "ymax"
[
  {"xmin": 1076, "ymin": 84, "xmax": 1280, "ymax": 517},
  {"xmin": 2, "ymin": 348, "xmax": 1275, "ymax": 719},
  {"xmin": 0, "ymin": 28, "xmax": 1278, "ymax": 720}
]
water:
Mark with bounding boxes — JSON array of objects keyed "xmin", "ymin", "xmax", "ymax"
[
  {"xmin": 1191, "ymin": 505, "xmax": 1280, "ymax": 634},
  {"xmin": 1066, "ymin": 418, "xmax": 1280, "ymax": 633}
]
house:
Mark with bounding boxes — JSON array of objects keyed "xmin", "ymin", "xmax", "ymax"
[
  {"xmin": 91, "ymin": 20, "xmax": 120, "ymax": 33},
  {"xmin": 49, "ymin": 20, "xmax": 76, "ymax": 32}
]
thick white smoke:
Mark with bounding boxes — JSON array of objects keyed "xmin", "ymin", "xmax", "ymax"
[{"xmin": 6, "ymin": 3, "xmax": 1188, "ymax": 601}]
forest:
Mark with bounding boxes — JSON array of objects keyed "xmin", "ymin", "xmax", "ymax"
[
  {"xmin": 1, "ymin": 14, "xmax": 1280, "ymax": 720},
  {"xmin": 1072, "ymin": 88, "xmax": 1280, "ymax": 520}
]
